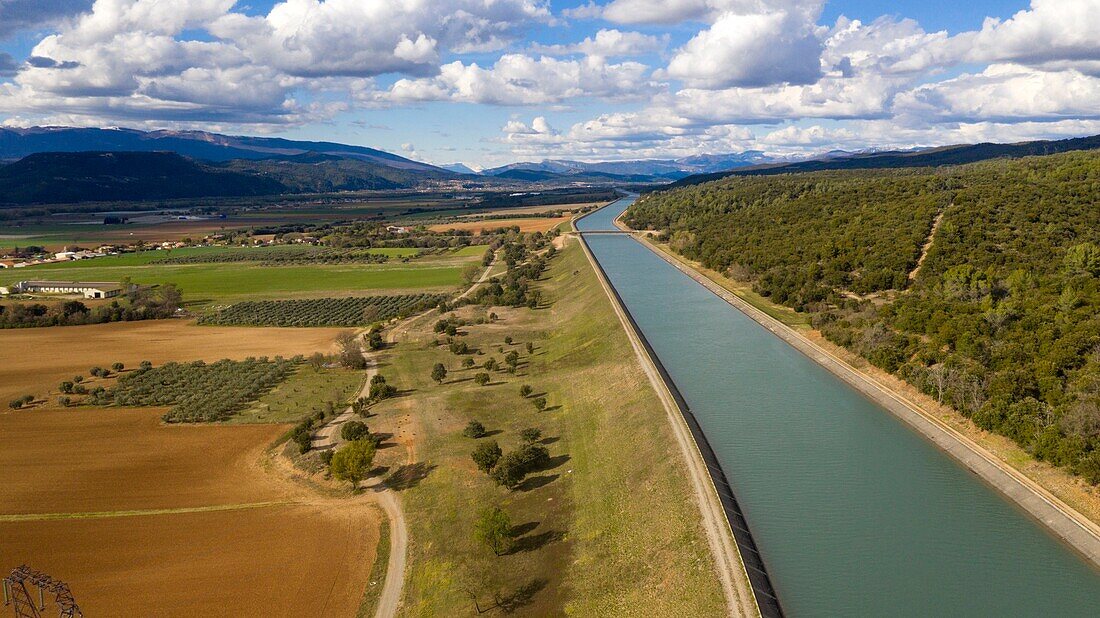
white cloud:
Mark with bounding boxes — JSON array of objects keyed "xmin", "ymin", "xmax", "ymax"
[
  {"xmin": 377, "ymin": 54, "xmax": 659, "ymax": 106},
  {"xmin": 531, "ymin": 29, "xmax": 667, "ymax": 57},
  {"xmin": 664, "ymin": 4, "xmax": 824, "ymax": 88},
  {"xmin": 894, "ymin": 64, "xmax": 1100, "ymax": 122}
]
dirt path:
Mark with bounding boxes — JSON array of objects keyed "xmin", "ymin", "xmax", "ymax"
[
  {"xmin": 909, "ymin": 209, "xmax": 945, "ymax": 281},
  {"xmin": 308, "ymin": 250, "xmax": 497, "ymax": 618}
]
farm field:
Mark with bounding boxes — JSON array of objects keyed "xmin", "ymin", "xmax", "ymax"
[
  {"xmin": 0, "ymin": 407, "xmax": 290, "ymax": 515},
  {"xmin": 0, "ymin": 260, "xmax": 468, "ymax": 304},
  {"xmin": 0, "ymin": 320, "xmax": 344, "ymax": 402},
  {"xmin": 363, "ymin": 237, "xmax": 727, "ymax": 615},
  {"xmin": 0, "ymin": 502, "xmax": 376, "ymax": 616},
  {"xmin": 427, "ymin": 216, "xmax": 571, "ymax": 233}
]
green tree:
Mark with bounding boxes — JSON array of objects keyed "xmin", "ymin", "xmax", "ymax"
[
  {"xmin": 519, "ymin": 384, "xmax": 533, "ymax": 398},
  {"xmin": 474, "ymin": 372, "xmax": 491, "ymax": 386},
  {"xmin": 484, "ymin": 358, "xmax": 499, "ymax": 372},
  {"xmin": 474, "ymin": 507, "xmax": 514, "ymax": 556},
  {"xmin": 533, "ymin": 396, "xmax": 547, "ymax": 411},
  {"xmin": 431, "ymin": 363, "xmax": 448, "ymax": 384},
  {"xmin": 111, "ymin": 362, "xmax": 125, "ymax": 372},
  {"xmin": 520, "ymin": 428, "xmax": 542, "ymax": 444},
  {"xmin": 526, "ymin": 342, "xmax": 534, "ymax": 354},
  {"xmin": 464, "ymin": 420, "xmax": 487, "ymax": 438},
  {"xmin": 330, "ymin": 439, "xmax": 377, "ymax": 489},
  {"xmin": 471, "ymin": 440, "xmax": 502, "ymax": 473},
  {"xmin": 504, "ymin": 336, "xmax": 513, "ymax": 345},
  {"xmin": 463, "ymin": 357, "xmax": 476, "ymax": 369},
  {"xmin": 341, "ymin": 420, "xmax": 370, "ymax": 442}
]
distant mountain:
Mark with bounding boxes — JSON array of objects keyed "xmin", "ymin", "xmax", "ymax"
[
  {"xmin": 481, "ymin": 152, "xmax": 776, "ymax": 180},
  {"xmin": 0, "ymin": 126, "xmax": 446, "ymax": 173},
  {"xmin": 440, "ymin": 163, "xmax": 478, "ymax": 175},
  {"xmin": 666, "ymin": 135, "xmax": 1100, "ymax": 188},
  {"xmin": 0, "ymin": 151, "xmax": 283, "ymax": 205}
]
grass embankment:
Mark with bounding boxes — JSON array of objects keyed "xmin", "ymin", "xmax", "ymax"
[{"xmin": 367, "ymin": 238, "xmax": 726, "ymax": 615}]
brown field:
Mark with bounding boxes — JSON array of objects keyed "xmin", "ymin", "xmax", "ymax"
[
  {"xmin": 0, "ymin": 319, "xmax": 345, "ymax": 401},
  {"xmin": 0, "ymin": 503, "xmax": 376, "ymax": 616},
  {"xmin": 455, "ymin": 202, "xmax": 601, "ymax": 218},
  {"xmin": 0, "ymin": 407, "xmax": 290, "ymax": 515},
  {"xmin": 428, "ymin": 215, "xmax": 571, "ymax": 233}
]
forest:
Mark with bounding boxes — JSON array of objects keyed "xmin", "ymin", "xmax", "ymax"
[{"xmin": 626, "ymin": 151, "xmax": 1100, "ymax": 483}]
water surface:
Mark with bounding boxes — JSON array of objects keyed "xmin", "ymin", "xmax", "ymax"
[{"xmin": 579, "ymin": 197, "xmax": 1100, "ymax": 616}]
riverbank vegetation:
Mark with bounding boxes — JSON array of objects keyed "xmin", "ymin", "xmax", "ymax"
[{"xmin": 627, "ymin": 150, "xmax": 1100, "ymax": 484}]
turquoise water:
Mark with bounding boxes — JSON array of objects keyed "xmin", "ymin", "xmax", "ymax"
[{"xmin": 579, "ymin": 197, "xmax": 1100, "ymax": 616}]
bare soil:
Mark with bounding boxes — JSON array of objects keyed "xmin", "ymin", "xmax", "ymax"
[
  {"xmin": 0, "ymin": 319, "xmax": 345, "ymax": 401},
  {"xmin": 0, "ymin": 503, "xmax": 377, "ymax": 617},
  {"xmin": 0, "ymin": 407, "xmax": 290, "ymax": 515},
  {"xmin": 428, "ymin": 216, "xmax": 571, "ymax": 233}
]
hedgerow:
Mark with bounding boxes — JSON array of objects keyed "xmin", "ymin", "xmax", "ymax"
[
  {"xmin": 153, "ymin": 246, "xmax": 391, "ymax": 265},
  {"xmin": 198, "ymin": 294, "xmax": 445, "ymax": 327}
]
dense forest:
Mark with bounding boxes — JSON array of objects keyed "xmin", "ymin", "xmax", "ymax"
[{"xmin": 626, "ymin": 151, "xmax": 1100, "ymax": 483}]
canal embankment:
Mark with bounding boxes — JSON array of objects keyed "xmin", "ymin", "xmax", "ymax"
[{"xmin": 573, "ymin": 212, "xmax": 777, "ymax": 617}]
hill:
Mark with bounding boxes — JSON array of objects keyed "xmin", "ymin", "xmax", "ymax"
[
  {"xmin": 626, "ymin": 150, "xmax": 1100, "ymax": 485},
  {"xmin": 666, "ymin": 134, "xmax": 1100, "ymax": 188},
  {"xmin": 0, "ymin": 126, "xmax": 445, "ymax": 172},
  {"xmin": 0, "ymin": 151, "xmax": 284, "ymax": 204}
]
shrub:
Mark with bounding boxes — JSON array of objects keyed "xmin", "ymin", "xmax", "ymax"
[
  {"xmin": 111, "ymin": 362, "xmax": 125, "ymax": 372},
  {"xmin": 504, "ymin": 336, "xmax": 513, "ymax": 345},
  {"xmin": 474, "ymin": 372, "xmax": 490, "ymax": 386},
  {"xmin": 59, "ymin": 381, "xmax": 74, "ymax": 394},
  {"xmin": 471, "ymin": 441, "xmax": 502, "ymax": 473},
  {"xmin": 533, "ymin": 396, "xmax": 547, "ymax": 411},
  {"xmin": 474, "ymin": 507, "xmax": 514, "ymax": 556},
  {"xmin": 519, "ymin": 384, "xmax": 533, "ymax": 398},
  {"xmin": 464, "ymin": 420, "xmax": 487, "ymax": 438},
  {"xmin": 431, "ymin": 363, "xmax": 448, "ymax": 384},
  {"xmin": 341, "ymin": 420, "xmax": 371, "ymax": 442},
  {"xmin": 463, "ymin": 358, "xmax": 476, "ymax": 369},
  {"xmin": 520, "ymin": 428, "xmax": 542, "ymax": 444},
  {"xmin": 330, "ymin": 439, "xmax": 377, "ymax": 489}
]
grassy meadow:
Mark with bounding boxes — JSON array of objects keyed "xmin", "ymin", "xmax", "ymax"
[{"xmin": 365, "ymin": 237, "xmax": 727, "ymax": 616}]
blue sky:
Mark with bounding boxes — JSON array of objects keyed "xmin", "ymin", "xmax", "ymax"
[{"xmin": 0, "ymin": 1, "xmax": 1096, "ymax": 167}]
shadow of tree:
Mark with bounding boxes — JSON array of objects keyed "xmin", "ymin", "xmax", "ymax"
[
  {"xmin": 517, "ymin": 473, "xmax": 559, "ymax": 492},
  {"xmin": 496, "ymin": 579, "xmax": 548, "ymax": 613},
  {"xmin": 385, "ymin": 461, "xmax": 436, "ymax": 491}
]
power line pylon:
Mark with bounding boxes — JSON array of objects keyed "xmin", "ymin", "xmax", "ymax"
[{"xmin": 3, "ymin": 566, "xmax": 82, "ymax": 618}]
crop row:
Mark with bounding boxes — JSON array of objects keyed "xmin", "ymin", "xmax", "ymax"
[
  {"xmin": 87, "ymin": 357, "xmax": 299, "ymax": 423},
  {"xmin": 197, "ymin": 293, "xmax": 445, "ymax": 327}
]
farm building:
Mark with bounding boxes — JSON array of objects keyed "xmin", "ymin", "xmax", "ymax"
[{"xmin": 0, "ymin": 280, "xmax": 124, "ymax": 299}]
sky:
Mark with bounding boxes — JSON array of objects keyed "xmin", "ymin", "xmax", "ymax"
[{"xmin": 0, "ymin": 0, "xmax": 1097, "ymax": 168}]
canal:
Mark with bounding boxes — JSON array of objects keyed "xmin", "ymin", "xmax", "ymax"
[{"xmin": 578, "ymin": 197, "xmax": 1100, "ymax": 616}]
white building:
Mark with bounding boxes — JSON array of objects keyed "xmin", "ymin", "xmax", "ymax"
[{"xmin": 0, "ymin": 280, "xmax": 124, "ymax": 299}]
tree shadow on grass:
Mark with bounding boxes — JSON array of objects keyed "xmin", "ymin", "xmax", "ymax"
[
  {"xmin": 517, "ymin": 473, "xmax": 559, "ymax": 492},
  {"xmin": 511, "ymin": 528, "xmax": 563, "ymax": 554},
  {"xmin": 538, "ymin": 454, "xmax": 570, "ymax": 472},
  {"xmin": 541, "ymin": 404, "xmax": 562, "ymax": 413},
  {"xmin": 539, "ymin": 436, "xmax": 559, "ymax": 445},
  {"xmin": 496, "ymin": 579, "xmax": 549, "ymax": 614},
  {"xmin": 373, "ymin": 432, "xmax": 396, "ymax": 449},
  {"xmin": 385, "ymin": 461, "xmax": 436, "ymax": 491}
]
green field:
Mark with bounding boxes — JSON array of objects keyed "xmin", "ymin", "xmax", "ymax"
[
  {"xmin": 366, "ymin": 238, "xmax": 727, "ymax": 615},
  {"xmin": 1, "ymin": 258, "xmax": 469, "ymax": 305}
]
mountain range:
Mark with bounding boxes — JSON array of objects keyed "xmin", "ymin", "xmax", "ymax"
[{"xmin": 0, "ymin": 126, "xmax": 1097, "ymax": 206}]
